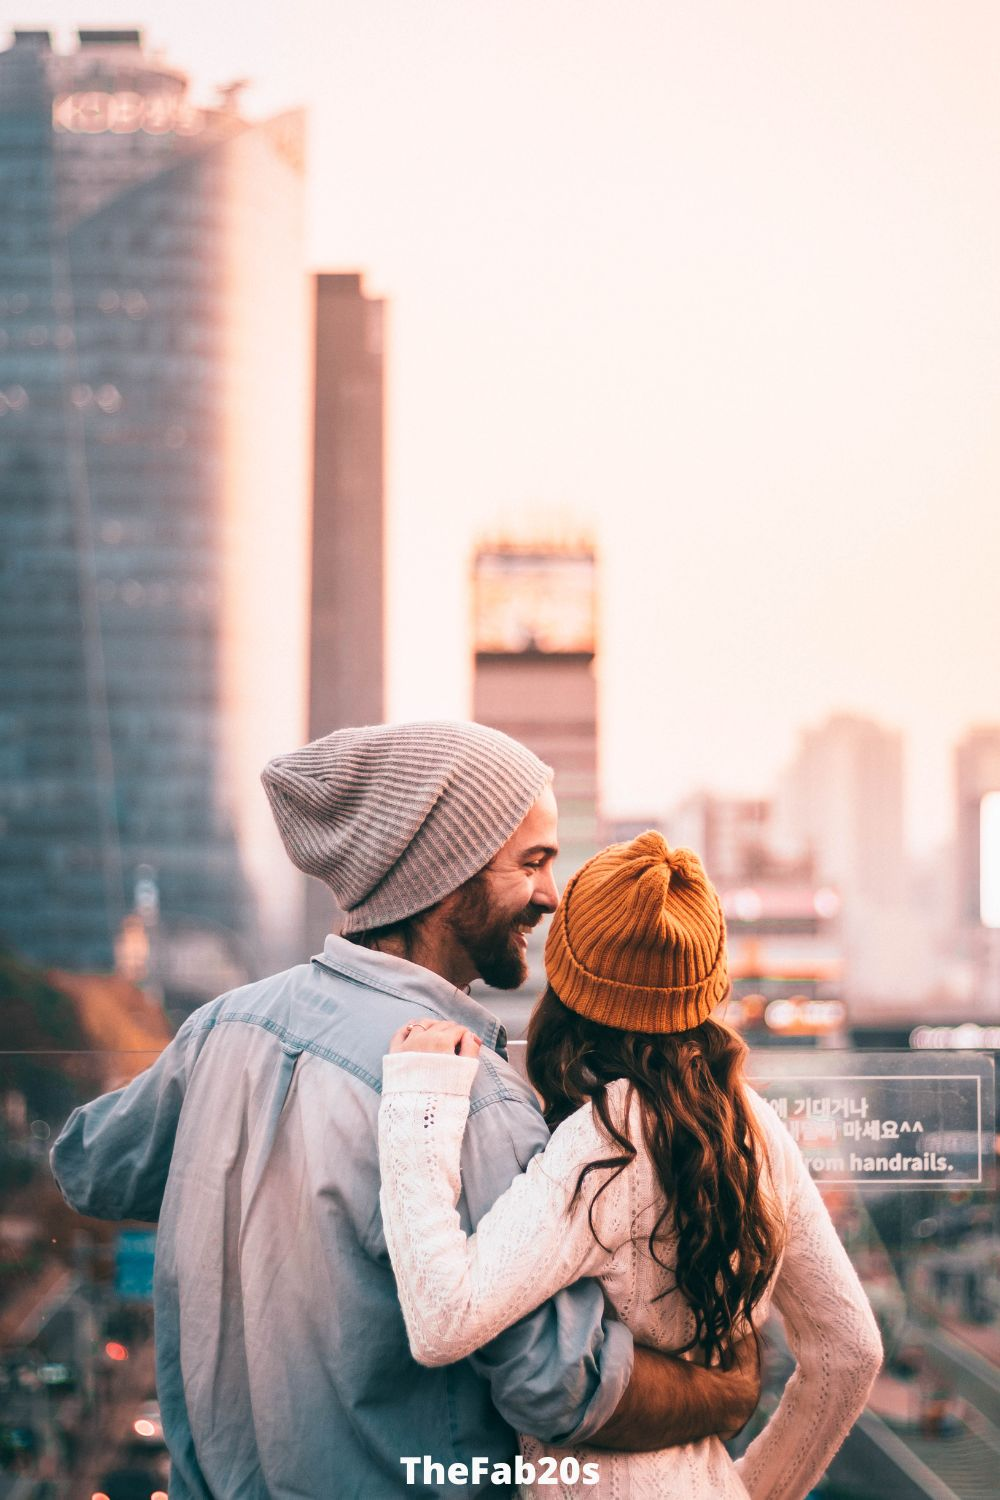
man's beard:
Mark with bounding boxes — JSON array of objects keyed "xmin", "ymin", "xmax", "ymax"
[{"xmin": 448, "ymin": 873, "xmax": 542, "ymax": 989}]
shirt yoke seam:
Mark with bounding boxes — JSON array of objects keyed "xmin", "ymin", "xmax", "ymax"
[
  {"xmin": 204, "ymin": 1012, "xmax": 527, "ymax": 1105},
  {"xmin": 211, "ymin": 1012, "xmax": 383, "ymax": 1091}
]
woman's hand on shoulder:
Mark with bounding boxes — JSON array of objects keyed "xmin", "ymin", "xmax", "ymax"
[{"xmin": 388, "ymin": 1019, "xmax": 483, "ymax": 1058}]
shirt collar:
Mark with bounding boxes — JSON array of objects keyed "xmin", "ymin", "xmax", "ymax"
[{"xmin": 312, "ymin": 933, "xmax": 508, "ymax": 1056}]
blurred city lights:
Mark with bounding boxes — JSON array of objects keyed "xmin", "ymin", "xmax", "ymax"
[
  {"xmin": 813, "ymin": 887, "xmax": 841, "ymax": 918},
  {"xmin": 911, "ymin": 1023, "xmax": 1000, "ymax": 1050},
  {"xmin": 104, "ymin": 1341, "xmax": 129, "ymax": 1362},
  {"xmin": 764, "ymin": 998, "xmax": 846, "ymax": 1035},
  {"xmin": 732, "ymin": 888, "xmax": 764, "ymax": 921}
]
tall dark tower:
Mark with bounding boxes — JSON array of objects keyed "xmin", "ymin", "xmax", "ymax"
[{"xmin": 304, "ymin": 272, "xmax": 387, "ymax": 946}]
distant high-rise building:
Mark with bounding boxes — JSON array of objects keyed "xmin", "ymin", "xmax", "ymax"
[
  {"xmin": 305, "ymin": 271, "xmax": 386, "ymax": 945},
  {"xmin": 472, "ymin": 537, "xmax": 599, "ymax": 868},
  {"xmin": 775, "ymin": 713, "xmax": 905, "ymax": 909},
  {"xmin": 667, "ymin": 793, "xmax": 808, "ymax": 888},
  {"xmin": 955, "ymin": 726, "xmax": 1000, "ymax": 930},
  {"xmin": 773, "ymin": 713, "xmax": 911, "ymax": 1004},
  {"xmin": 0, "ymin": 30, "xmax": 311, "ymax": 982}
]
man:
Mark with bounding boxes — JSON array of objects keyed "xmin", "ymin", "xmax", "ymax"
[{"xmin": 51, "ymin": 722, "xmax": 757, "ymax": 1499}]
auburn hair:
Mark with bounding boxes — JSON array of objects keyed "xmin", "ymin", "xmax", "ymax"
[{"xmin": 525, "ymin": 987, "xmax": 784, "ymax": 1367}]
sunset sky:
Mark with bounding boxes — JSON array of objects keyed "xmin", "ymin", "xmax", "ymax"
[{"xmin": 17, "ymin": 1, "xmax": 1000, "ymax": 851}]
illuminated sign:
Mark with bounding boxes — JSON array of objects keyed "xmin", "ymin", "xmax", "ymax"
[
  {"xmin": 982, "ymin": 791, "xmax": 1000, "ymax": 928},
  {"xmin": 53, "ymin": 91, "xmax": 205, "ymax": 136},
  {"xmin": 474, "ymin": 547, "xmax": 596, "ymax": 654}
]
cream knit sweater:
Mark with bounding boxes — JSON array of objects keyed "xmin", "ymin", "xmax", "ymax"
[{"xmin": 378, "ymin": 1052, "xmax": 882, "ymax": 1500}]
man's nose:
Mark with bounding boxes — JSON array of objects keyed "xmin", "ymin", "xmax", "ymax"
[{"xmin": 534, "ymin": 868, "xmax": 559, "ymax": 913}]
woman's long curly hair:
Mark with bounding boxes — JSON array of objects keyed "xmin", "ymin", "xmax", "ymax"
[{"xmin": 525, "ymin": 987, "xmax": 784, "ymax": 1368}]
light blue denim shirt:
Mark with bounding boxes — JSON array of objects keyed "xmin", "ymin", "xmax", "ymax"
[{"xmin": 50, "ymin": 935, "xmax": 634, "ymax": 1499}]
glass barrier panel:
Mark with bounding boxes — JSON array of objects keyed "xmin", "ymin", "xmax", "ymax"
[{"xmin": 2, "ymin": 1046, "xmax": 998, "ymax": 1499}]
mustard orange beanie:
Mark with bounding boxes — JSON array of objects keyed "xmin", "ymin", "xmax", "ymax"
[{"xmin": 544, "ymin": 831, "xmax": 729, "ymax": 1033}]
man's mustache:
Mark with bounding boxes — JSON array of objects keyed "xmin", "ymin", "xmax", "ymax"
[{"xmin": 509, "ymin": 906, "xmax": 546, "ymax": 932}]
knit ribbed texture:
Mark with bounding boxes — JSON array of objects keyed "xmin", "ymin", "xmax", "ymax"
[
  {"xmin": 544, "ymin": 831, "xmax": 729, "ymax": 1033},
  {"xmin": 261, "ymin": 721, "xmax": 553, "ymax": 932}
]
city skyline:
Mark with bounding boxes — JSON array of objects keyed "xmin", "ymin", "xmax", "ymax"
[
  {"xmin": 5, "ymin": 4, "xmax": 1000, "ymax": 856},
  {"xmin": 2, "ymin": 23, "xmax": 1000, "ymax": 1497}
]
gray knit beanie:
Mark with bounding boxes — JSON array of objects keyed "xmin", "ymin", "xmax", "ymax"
[{"xmin": 261, "ymin": 721, "xmax": 553, "ymax": 933}]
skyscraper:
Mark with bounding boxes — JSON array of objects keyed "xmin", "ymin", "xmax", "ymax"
[
  {"xmin": 305, "ymin": 271, "xmax": 386, "ymax": 945},
  {"xmin": 668, "ymin": 793, "xmax": 792, "ymax": 888},
  {"xmin": 0, "ymin": 30, "xmax": 311, "ymax": 982},
  {"xmin": 775, "ymin": 712, "xmax": 905, "ymax": 910},
  {"xmin": 472, "ymin": 537, "xmax": 599, "ymax": 878},
  {"xmin": 773, "ymin": 712, "xmax": 910, "ymax": 1003}
]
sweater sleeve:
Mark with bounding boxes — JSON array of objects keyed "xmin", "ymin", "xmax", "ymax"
[
  {"xmin": 733, "ymin": 1133, "xmax": 883, "ymax": 1500},
  {"xmin": 378, "ymin": 1052, "xmax": 627, "ymax": 1368}
]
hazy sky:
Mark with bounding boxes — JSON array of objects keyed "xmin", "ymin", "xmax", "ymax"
[{"xmin": 16, "ymin": 2, "xmax": 1000, "ymax": 850}]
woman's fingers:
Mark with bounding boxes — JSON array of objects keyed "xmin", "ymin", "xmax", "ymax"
[
  {"xmin": 456, "ymin": 1029, "xmax": 483, "ymax": 1058},
  {"xmin": 388, "ymin": 1020, "xmax": 483, "ymax": 1056},
  {"xmin": 388, "ymin": 1025, "xmax": 414, "ymax": 1053},
  {"xmin": 406, "ymin": 1022, "xmax": 463, "ymax": 1054}
]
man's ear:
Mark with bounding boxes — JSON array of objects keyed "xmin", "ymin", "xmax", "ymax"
[{"xmin": 421, "ymin": 891, "xmax": 456, "ymax": 929}]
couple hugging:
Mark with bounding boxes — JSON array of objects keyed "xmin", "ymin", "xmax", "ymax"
[{"xmin": 52, "ymin": 721, "xmax": 881, "ymax": 1499}]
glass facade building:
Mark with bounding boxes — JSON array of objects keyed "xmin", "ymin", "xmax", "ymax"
[{"xmin": 0, "ymin": 31, "xmax": 311, "ymax": 982}]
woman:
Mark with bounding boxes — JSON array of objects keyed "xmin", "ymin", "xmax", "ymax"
[{"xmin": 378, "ymin": 833, "xmax": 882, "ymax": 1498}]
